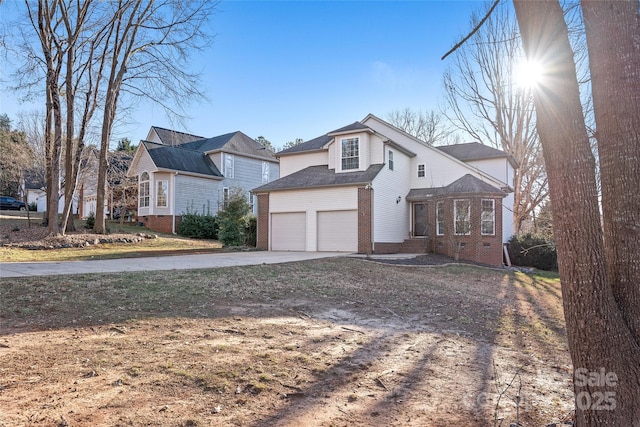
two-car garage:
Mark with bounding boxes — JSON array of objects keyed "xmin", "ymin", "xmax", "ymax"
[{"xmin": 270, "ymin": 210, "xmax": 358, "ymax": 252}]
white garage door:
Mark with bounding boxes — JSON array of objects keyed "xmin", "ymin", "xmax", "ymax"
[
  {"xmin": 271, "ymin": 212, "xmax": 306, "ymax": 251},
  {"xmin": 317, "ymin": 210, "xmax": 358, "ymax": 252}
]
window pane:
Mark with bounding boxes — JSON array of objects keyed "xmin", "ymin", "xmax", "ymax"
[
  {"xmin": 454, "ymin": 199, "xmax": 470, "ymax": 235},
  {"xmin": 262, "ymin": 161, "xmax": 269, "ymax": 183},
  {"xmin": 156, "ymin": 181, "xmax": 168, "ymax": 207},
  {"xmin": 418, "ymin": 164, "xmax": 425, "ymax": 178},
  {"xmin": 225, "ymin": 154, "xmax": 234, "ymax": 178},
  {"xmin": 341, "ymin": 138, "xmax": 359, "ymax": 170},
  {"xmin": 436, "ymin": 201, "xmax": 444, "ymax": 235},
  {"xmin": 481, "ymin": 199, "xmax": 495, "ymax": 235}
]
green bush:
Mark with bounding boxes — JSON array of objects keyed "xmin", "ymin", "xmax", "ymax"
[
  {"xmin": 85, "ymin": 212, "xmax": 95, "ymax": 229},
  {"xmin": 178, "ymin": 212, "xmax": 218, "ymax": 239},
  {"xmin": 217, "ymin": 189, "xmax": 251, "ymax": 247},
  {"xmin": 507, "ymin": 233, "xmax": 558, "ymax": 271},
  {"xmin": 28, "ymin": 202, "xmax": 37, "ymax": 212}
]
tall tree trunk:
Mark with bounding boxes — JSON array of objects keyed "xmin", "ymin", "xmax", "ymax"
[
  {"xmin": 61, "ymin": 45, "xmax": 76, "ymax": 234},
  {"xmin": 513, "ymin": 1, "xmax": 640, "ymax": 425},
  {"xmin": 581, "ymin": 0, "xmax": 640, "ymax": 346}
]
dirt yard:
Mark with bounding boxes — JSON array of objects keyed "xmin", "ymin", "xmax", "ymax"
[{"xmin": 0, "ymin": 253, "xmax": 574, "ymax": 426}]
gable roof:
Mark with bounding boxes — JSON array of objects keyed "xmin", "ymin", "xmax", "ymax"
[
  {"xmin": 277, "ymin": 134, "xmax": 333, "ymax": 155},
  {"xmin": 436, "ymin": 142, "xmax": 518, "ymax": 168},
  {"xmin": 142, "ymin": 141, "xmax": 223, "ymax": 177},
  {"xmin": 149, "ymin": 126, "xmax": 205, "ymax": 146},
  {"xmin": 253, "ymin": 164, "xmax": 384, "ymax": 193},
  {"xmin": 183, "ymin": 131, "xmax": 278, "ymax": 161},
  {"xmin": 406, "ymin": 174, "xmax": 506, "ymax": 201},
  {"xmin": 277, "ymin": 121, "xmax": 374, "ymax": 157}
]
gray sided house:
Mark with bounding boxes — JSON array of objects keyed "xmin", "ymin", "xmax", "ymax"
[{"xmin": 127, "ymin": 127, "xmax": 279, "ymax": 233}]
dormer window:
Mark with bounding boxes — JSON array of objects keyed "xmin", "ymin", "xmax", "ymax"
[{"xmin": 341, "ymin": 138, "xmax": 359, "ymax": 170}]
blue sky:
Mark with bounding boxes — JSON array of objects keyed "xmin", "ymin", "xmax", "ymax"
[{"xmin": 1, "ymin": 0, "xmax": 485, "ymax": 149}]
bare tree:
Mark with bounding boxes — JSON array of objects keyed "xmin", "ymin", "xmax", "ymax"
[
  {"xmin": 93, "ymin": 0, "xmax": 216, "ymax": 234},
  {"xmin": 443, "ymin": 4, "xmax": 547, "ymax": 235},
  {"xmin": 513, "ymin": 0, "xmax": 640, "ymax": 424},
  {"xmin": 386, "ymin": 108, "xmax": 451, "ymax": 145},
  {"xmin": 25, "ymin": 0, "xmax": 67, "ymax": 235}
]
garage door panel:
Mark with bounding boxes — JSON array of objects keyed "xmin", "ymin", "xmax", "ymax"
[
  {"xmin": 317, "ymin": 210, "xmax": 358, "ymax": 252},
  {"xmin": 271, "ymin": 212, "xmax": 306, "ymax": 251}
]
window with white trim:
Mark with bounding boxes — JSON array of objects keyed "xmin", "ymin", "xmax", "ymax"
[
  {"xmin": 388, "ymin": 150, "xmax": 394, "ymax": 170},
  {"xmin": 222, "ymin": 187, "xmax": 230, "ymax": 208},
  {"xmin": 481, "ymin": 199, "xmax": 495, "ymax": 235},
  {"xmin": 262, "ymin": 161, "xmax": 270, "ymax": 183},
  {"xmin": 139, "ymin": 172, "xmax": 149, "ymax": 207},
  {"xmin": 454, "ymin": 199, "xmax": 471, "ymax": 235},
  {"xmin": 341, "ymin": 138, "xmax": 359, "ymax": 170},
  {"xmin": 224, "ymin": 153, "xmax": 234, "ymax": 178},
  {"xmin": 417, "ymin": 164, "xmax": 425, "ymax": 178},
  {"xmin": 156, "ymin": 180, "xmax": 168, "ymax": 207},
  {"xmin": 436, "ymin": 201, "xmax": 444, "ymax": 235}
]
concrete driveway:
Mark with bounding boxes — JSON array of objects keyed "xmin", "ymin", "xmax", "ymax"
[{"xmin": 0, "ymin": 251, "xmax": 348, "ymax": 278}]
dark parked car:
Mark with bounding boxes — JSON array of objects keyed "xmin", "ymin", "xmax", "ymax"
[{"xmin": 0, "ymin": 196, "xmax": 27, "ymax": 211}]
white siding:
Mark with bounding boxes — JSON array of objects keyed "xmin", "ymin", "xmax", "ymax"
[
  {"xmin": 467, "ymin": 158, "xmax": 511, "ymax": 185},
  {"xmin": 270, "ymin": 187, "xmax": 357, "ymax": 251},
  {"xmin": 369, "ymin": 135, "xmax": 385, "ymax": 164},
  {"xmin": 332, "ymin": 132, "xmax": 371, "ymax": 173},
  {"xmin": 279, "ymin": 151, "xmax": 328, "ymax": 177},
  {"xmin": 502, "ymin": 192, "xmax": 515, "ymax": 243},
  {"xmin": 151, "ymin": 172, "xmax": 173, "ymax": 216},
  {"xmin": 363, "ymin": 115, "xmax": 506, "ymax": 189},
  {"xmin": 371, "ymin": 148, "xmax": 412, "ymax": 243}
]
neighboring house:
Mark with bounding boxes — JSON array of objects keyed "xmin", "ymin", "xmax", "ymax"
[
  {"xmin": 127, "ymin": 127, "xmax": 280, "ymax": 233},
  {"xmin": 252, "ymin": 114, "xmax": 516, "ymax": 266},
  {"xmin": 25, "ymin": 150, "xmax": 133, "ymax": 219}
]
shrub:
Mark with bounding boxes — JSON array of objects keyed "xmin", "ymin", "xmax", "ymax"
[
  {"xmin": 507, "ymin": 233, "xmax": 557, "ymax": 271},
  {"xmin": 178, "ymin": 212, "xmax": 218, "ymax": 239},
  {"xmin": 85, "ymin": 212, "xmax": 95, "ymax": 229},
  {"xmin": 217, "ymin": 188, "xmax": 251, "ymax": 247},
  {"xmin": 245, "ymin": 216, "xmax": 257, "ymax": 247},
  {"xmin": 28, "ymin": 202, "xmax": 37, "ymax": 212}
]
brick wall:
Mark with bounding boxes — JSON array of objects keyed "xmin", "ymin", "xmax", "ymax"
[
  {"xmin": 256, "ymin": 194, "xmax": 269, "ymax": 250},
  {"xmin": 139, "ymin": 215, "xmax": 177, "ymax": 234},
  {"xmin": 432, "ymin": 196, "xmax": 504, "ymax": 266},
  {"xmin": 357, "ymin": 187, "xmax": 373, "ymax": 254}
]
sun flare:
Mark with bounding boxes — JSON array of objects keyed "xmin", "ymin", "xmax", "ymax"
[{"xmin": 514, "ymin": 59, "xmax": 544, "ymax": 89}]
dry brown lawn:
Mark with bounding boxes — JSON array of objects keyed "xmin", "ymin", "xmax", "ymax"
[{"xmin": 0, "ymin": 255, "xmax": 573, "ymax": 426}]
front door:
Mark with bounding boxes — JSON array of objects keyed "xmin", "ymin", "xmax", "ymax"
[{"xmin": 413, "ymin": 203, "xmax": 428, "ymax": 237}]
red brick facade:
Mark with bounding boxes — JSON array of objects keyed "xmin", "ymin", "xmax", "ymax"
[
  {"xmin": 139, "ymin": 215, "xmax": 179, "ymax": 234},
  {"xmin": 256, "ymin": 194, "xmax": 269, "ymax": 250},
  {"xmin": 430, "ymin": 196, "xmax": 504, "ymax": 266},
  {"xmin": 357, "ymin": 187, "xmax": 373, "ymax": 254}
]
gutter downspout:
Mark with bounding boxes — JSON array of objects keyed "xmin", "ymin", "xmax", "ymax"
[{"xmin": 172, "ymin": 172, "xmax": 178, "ymax": 234}]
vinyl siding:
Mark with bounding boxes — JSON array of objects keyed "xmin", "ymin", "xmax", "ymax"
[
  {"xmin": 174, "ymin": 175, "xmax": 221, "ymax": 216},
  {"xmin": 134, "ymin": 151, "xmax": 157, "ymax": 216},
  {"xmin": 466, "ymin": 158, "xmax": 511, "ymax": 186},
  {"xmin": 372, "ymin": 148, "xmax": 412, "ymax": 243},
  {"xmin": 151, "ymin": 172, "xmax": 172, "ymax": 216},
  {"xmin": 220, "ymin": 155, "xmax": 279, "ymax": 206},
  {"xmin": 270, "ymin": 187, "xmax": 357, "ymax": 251},
  {"xmin": 363, "ymin": 115, "xmax": 506, "ymax": 188},
  {"xmin": 279, "ymin": 151, "xmax": 328, "ymax": 177}
]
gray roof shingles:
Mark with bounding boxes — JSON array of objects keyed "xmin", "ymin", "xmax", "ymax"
[
  {"xmin": 436, "ymin": 142, "xmax": 517, "ymax": 167},
  {"xmin": 406, "ymin": 174, "xmax": 505, "ymax": 201},
  {"xmin": 277, "ymin": 121, "xmax": 371, "ymax": 156},
  {"xmin": 253, "ymin": 164, "xmax": 384, "ymax": 193},
  {"xmin": 143, "ymin": 141, "xmax": 223, "ymax": 177},
  {"xmin": 152, "ymin": 126, "xmax": 205, "ymax": 145}
]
